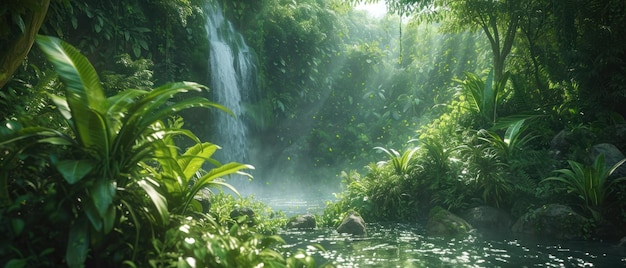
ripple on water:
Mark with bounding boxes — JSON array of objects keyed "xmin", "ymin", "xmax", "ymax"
[{"xmin": 279, "ymin": 222, "xmax": 626, "ymax": 267}]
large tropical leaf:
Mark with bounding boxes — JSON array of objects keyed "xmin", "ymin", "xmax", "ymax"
[
  {"xmin": 139, "ymin": 97, "xmax": 230, "ymax": 131},
  {"xmin": 113, "ymin": 83, "xmax": 215, "ymax": 153},
  {"xmin": 90, "ymin": 177, "xmax": 116, "ymax": 222},
  {"xmin": 66, "ymin": 216, "xmax": 89, "ymax": 268},
  {"xmin": 179, "ymin": 142, "xmax": 219, "ymax": 180},
  {"xmin": 137, "ymin": 178, "xmax": 169, "ymax": 225},
  {"xmin": 189, "ymin": 162, "xmax": 253, "ymax": 200},
  {"xmin": 35, "ymin": 35, "xmax": 105, "ymax": 112},
  {"xmin": 0, "ymin": 121, "xmax": 71, "ymax": 146},
  {"xmin": 105, "ymin": 88, "xmax": 148, "ymax": 133},
  {"xmin": 54, "ymin": 159, "xmax": 96, "ymax": 184},
  {"xmin": 36, "ymin": 35, "xmax": 110, "ymax": 154},
  {"xmin": 461, "ymin": 72, "xmax": 484, "ymax": 114},
  {"xmin": 482, "ymin": 69, "xmax": 495, "ymax": 121}
]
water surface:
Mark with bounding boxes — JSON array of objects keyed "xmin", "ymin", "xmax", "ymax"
[
  {"xmin": 263, "ymin": 195, "xmax": 626, "ymax": 267},
  {"xmin": 280, "ymin": 223, "xmax": 626, "ymax": 267}
]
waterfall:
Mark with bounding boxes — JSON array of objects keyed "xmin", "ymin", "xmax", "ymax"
[{"xmin": 205, "ymin": 1, "xmax": 256, "ymax": 164}]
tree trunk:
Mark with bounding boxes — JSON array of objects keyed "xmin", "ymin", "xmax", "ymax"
[{"xmin": 0, "ymin": 0, "xmax": 51, "ymax": 89}]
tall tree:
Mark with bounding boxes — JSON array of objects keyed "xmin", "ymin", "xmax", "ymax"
[{"xmin": 445, "ymin": 0, "xmax": 521, "ymax": 82}]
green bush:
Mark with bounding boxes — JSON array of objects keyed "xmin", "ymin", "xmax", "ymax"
[
  {"xmin": 0, "ymin": 35, "xmax": 312, "ymax": 267},
  {"xmin": 542, "ymin": 154, "xmax": 626, "ymax": 219}
]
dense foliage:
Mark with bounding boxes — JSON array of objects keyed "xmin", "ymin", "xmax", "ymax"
[
  {"xmin": 1, "ymin": 35, "xmax": 312, "ymax": 267},
  {"xmin": 320, "ymin": 0, "xmax": 626, "ymax": 239},
  {"xmin": 2, "ymin": 0, "xmax": 626, "ymax": 266}
]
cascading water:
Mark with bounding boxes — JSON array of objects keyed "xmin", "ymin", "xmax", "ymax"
[{"xmin": 205, "ymin": 1, "xmax": 256, "ymax": 165}]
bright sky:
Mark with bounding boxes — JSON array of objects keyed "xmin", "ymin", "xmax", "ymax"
[{"xmin": 355, "ymin": 1, "xmax": 388, "ymax": 18}]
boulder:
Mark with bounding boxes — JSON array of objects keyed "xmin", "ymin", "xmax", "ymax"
[
  {"xmin": 549, "ymin": 128, "xmax": 593, "ymax": 160},
  {"xmin": 590, "ymin": 143, "xmax": 626, "ymax": 179},
  {"xmin": 286, "ymin": 214, "xmax": 316, "ymax": 229},
  {"xmin": 462, "ymin": 206, "xmax": 513, "ymax": 236},
  {"xmin": 512, "ymin": 204, "xmax": 591, "ymax": 240},
  {"xmin": 550, "ymin": 129, "xmax": 571, "ymax": 159},
  {"xmin": 427, "ymin": 206, "xmax": 473, "ymax": 238},
  {"xmin": 599, "ymin": 124, "xmax": 626, "ymax": 151},
  {"xmin": 336, "ymin": 212, "xmax": 367, "ymax": 235},
  {"xmin": 230, "ymin": 206, "xmax": 255, "ymax": 226}
]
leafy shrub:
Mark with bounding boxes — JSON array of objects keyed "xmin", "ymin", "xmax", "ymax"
[
  {"xmin": 0, "ymin": 35, "xmax": 301, "ymax": 267},
  {"xmin": 374, "ymin": 143, "xmax": 419, "ymax": 175},
  {"xmin": 210, "ymin": 191, "xmax": 288, "ymax": 235},
  {"xmin": 145, "ymin": 214, "xmax": 319, "ymax": 268},
  {"xmin": 542, "ymin": 154, "xmax": 626, "ymax": 219}
]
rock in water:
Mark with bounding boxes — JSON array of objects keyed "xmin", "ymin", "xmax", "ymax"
[
  {"xmin": 337, "ymin": 212, "xmax": 367, "ymax": 235},
  {"xmin": 427, "ymin": 206, "xmax": 474, "ymax": 238},
  {"xmin": 286, "ymin": 214, "xmax": 317, "ymax": 229}
]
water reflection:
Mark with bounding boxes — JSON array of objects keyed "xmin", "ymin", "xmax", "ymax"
[
  {"xmin": 259, "ymin": 195, "xmax": 625, "ymax": 266},
  {"xmin": 280, "ymin": 223, "xmax": 626, "ymax": 267}
]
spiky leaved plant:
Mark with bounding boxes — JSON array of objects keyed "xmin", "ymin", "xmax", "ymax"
[
  {"xmin": 0, "ymin": 35, "xmax": 251, "ymax": 267},
  {"xmin": 374, "ymin": 144, "xmax": 419, "ymax": 175},
  {"xmin": 542, "ymin": 154, "xmax": 626, "ymax": 219}
]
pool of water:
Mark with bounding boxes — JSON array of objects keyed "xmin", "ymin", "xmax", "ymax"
[
  {"xmin": 280, "ymin": 223, "xmax": 626, "ymax": 267},
  {"xmin": 260, "ymin": 195, "xmax": 626, "ymax": 267}
]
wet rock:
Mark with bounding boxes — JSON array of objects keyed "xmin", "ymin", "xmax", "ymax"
[
  {"xmin": 590, "ymin": 143, "xmax": 626, "ymax": 179},
  {"xmin": 427, "ymin": 206, "xmax": 473, "ymax": 238},
  {"xmin": 230, "ymin": 206, "xmax": 255, "ymax": 226},
  {"xmin": 337, "ymin": 212, "xmax": 366, "ymax": 235},
  {"xmin": 286, "ymin": 214, "xmax": 316, "ymax": 229},
  {"xmin": 462, "ymin": 206, "xmax": 513, "ymax": 236},
  {"xmin": 512, "ymin": 204, "xmax": 591, "ymax": 240}
]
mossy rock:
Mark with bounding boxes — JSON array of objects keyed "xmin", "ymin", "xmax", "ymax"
[
  {"xmin": 512, "ymin": 204, "xmax": 592, "ymax": 240},
  {"xmin": 336, "ymin": 212, "xmax": 367, "ymax": 235},
  {"xmin": 286, "ymin": 214, "xmax": 316, "ymax": 229},
  {"xmin": 427, "ymin": 206, "xmax": 473, "ymax": 238},
  {"xmin": 462, "ymin": 205, "xmax": 513, "ymax": 236},
  {"xmin": 230, "ymin": 206, "xmax": 256, "ymax": 226}
]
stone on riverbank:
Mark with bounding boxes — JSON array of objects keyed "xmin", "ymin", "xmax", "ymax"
[
  {"xmin": 512, "ymin": 204, "xmax": 590, "ymax": 240},
  {"xmin": 462, "ymin": 206, "xmax": 513, "ymax": 236}
]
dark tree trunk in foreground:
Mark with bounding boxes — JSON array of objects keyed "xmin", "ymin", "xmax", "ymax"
[{"xmin": 0, "ymin": 0, "xmax": 50, "ymax": 89}]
